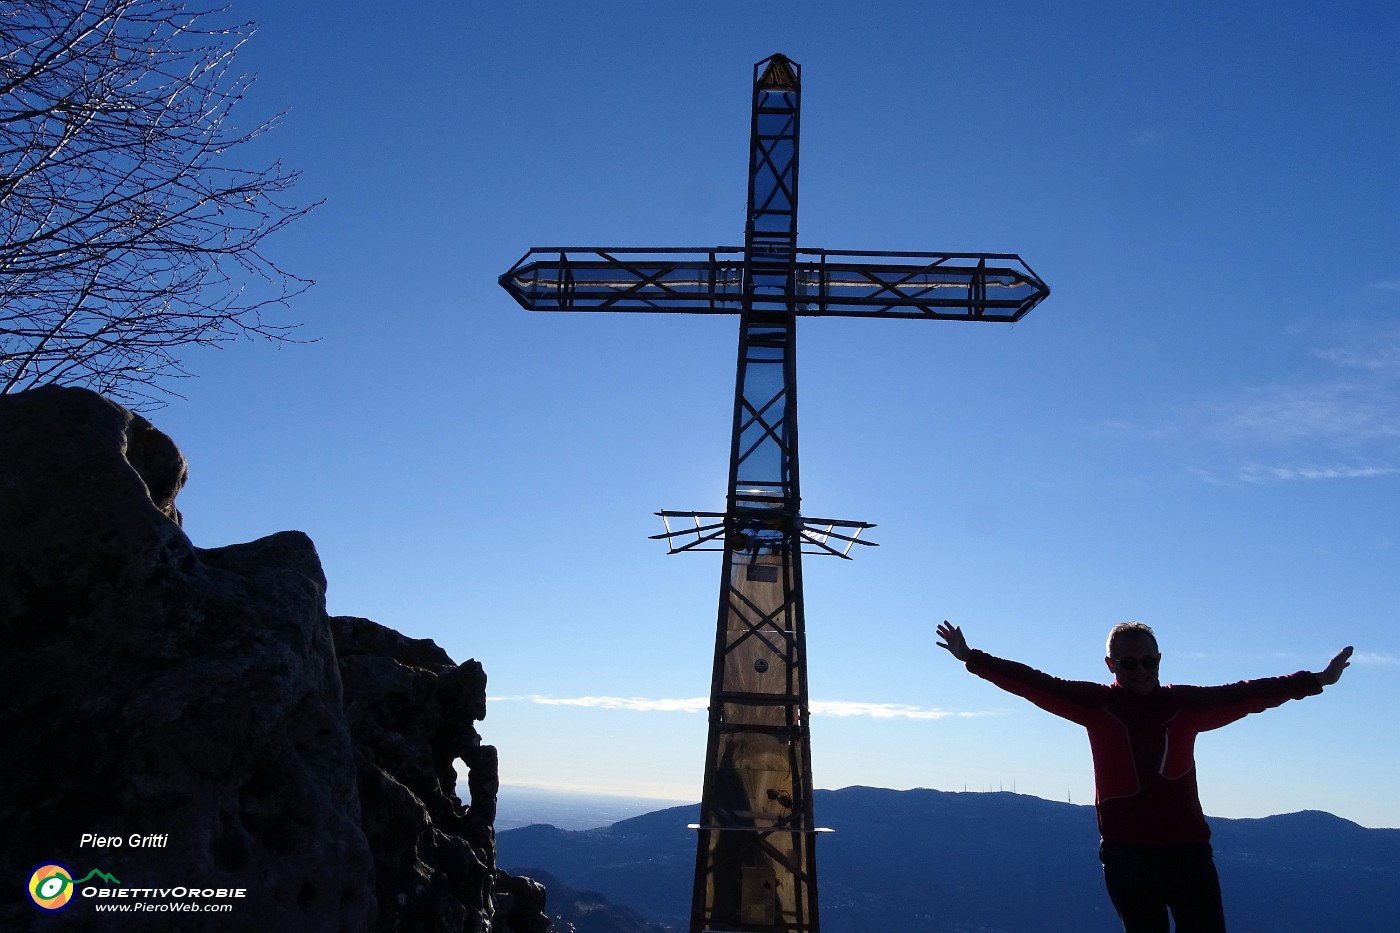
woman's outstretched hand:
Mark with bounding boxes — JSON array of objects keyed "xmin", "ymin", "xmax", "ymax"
[
  {"xmin": 1316, "ymin": 646, "xmax": 1353, "ymax": 687},
  {"xmin": 936, "ymin": 620, "xmax": 971, "ymax": 663}
]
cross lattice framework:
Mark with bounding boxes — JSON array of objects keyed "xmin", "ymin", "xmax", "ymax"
[{"xmin": 501, "ymin": 53, "xmax": 1047, "ymax": 933}]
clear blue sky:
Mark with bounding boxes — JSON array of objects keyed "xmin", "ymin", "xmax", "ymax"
[{"xmin": 152, "ymin": 1, "xmax": 1398, "ymax": 828}]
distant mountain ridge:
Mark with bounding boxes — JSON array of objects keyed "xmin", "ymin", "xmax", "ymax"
[
  {"xmin": 498, "ymin": 786, "xmax": 1400, "ymax": 933},
  {"xmin": 494, "ymin": 786, "xmax": 692, "ymax": 831}
]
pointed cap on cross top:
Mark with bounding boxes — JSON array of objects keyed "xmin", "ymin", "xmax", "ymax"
[{"xmin": 756, "ymin": 53, "xmax": 799, "ymax": 90}]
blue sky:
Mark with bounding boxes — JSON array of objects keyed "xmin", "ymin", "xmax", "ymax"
[{"xmin": 151, "ymin": 1, "xmax": 1398, "ymax": 828}]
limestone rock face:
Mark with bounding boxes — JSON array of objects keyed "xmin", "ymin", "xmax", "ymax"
[{"xmin": 0, "ymin": 387, "xmax": 504, "ymax": 932}]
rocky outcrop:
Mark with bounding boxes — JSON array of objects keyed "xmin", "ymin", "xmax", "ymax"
[
  {"xmin": 0, "ymin": 386, "xmax": 514, "ymax": 932},
  {"xmin": 332, "ymin": 615, "xmax": 499, "ymax": 932}
]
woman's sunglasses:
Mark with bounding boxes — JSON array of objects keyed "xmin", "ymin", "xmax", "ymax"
[{"xmin": 1112, "ymin": 654, "xmax": 1160, "ymax": 672}]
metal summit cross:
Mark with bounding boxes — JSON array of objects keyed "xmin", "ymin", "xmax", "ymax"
[{"xmin": 500, "ymin": 53, "xmax": 1048, "ymax": 933}]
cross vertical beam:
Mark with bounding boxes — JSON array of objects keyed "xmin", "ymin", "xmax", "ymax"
[{"xmin": 686, "ymin": 54, "xmax": 822, "ymax": 933}]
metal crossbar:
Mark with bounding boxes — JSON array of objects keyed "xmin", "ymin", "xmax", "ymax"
[{"xmin": 502, "ymin": 248, "xmax": 1047, "ymax": 320}]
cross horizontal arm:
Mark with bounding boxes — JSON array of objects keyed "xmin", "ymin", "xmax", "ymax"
[{"xmin": 501, "ymin": 248, "xmax": 1049, "ymax": 322}]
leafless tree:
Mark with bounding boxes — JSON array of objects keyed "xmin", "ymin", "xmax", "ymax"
[{"xmin": 1, "ymin": 0, "xmax": 316, "ymax": 407}]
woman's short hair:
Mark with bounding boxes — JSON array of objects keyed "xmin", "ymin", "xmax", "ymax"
[{"xmin": 1106, "ymin": 621, "xmax": 1158, "ymax": 657}]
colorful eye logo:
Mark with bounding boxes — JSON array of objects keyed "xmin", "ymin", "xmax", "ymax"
[{"xmin": 28, "ymin": 863, "xmax": 75, "ymax": 911}]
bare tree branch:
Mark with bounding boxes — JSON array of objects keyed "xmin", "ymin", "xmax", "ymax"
[{"xmin": 1, "ymin": 0, "xmax": 317, "ymax": 407}]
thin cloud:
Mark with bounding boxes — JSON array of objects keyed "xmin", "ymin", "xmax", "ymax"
[
  {"xmin": 1203, "ymin": 383, "xmax": 1400, "ymax": 448},
  {"xmin": 1113, "ymin": 324, "xmax": 1400, "ymax": 484},
  {"xmin": 1353, "ymin": 651, "xmax": 1400, "ymax": 666},
  {"xmin": 810, "ymin": 700, "xmax": 981, "ymax": 720},
  {"xmin": 498, "ymin": 695, "xmax": 708, "ymax": 713},
  {"xmin": 1234, "ymin": 463, "xmax": 1399, "ymax": 484},
  {"xmin": 1171, "ymin": 330, "xmax": 1400, "ymax": 484},
  {"xmin": 492, "ymin": 695, "xmax": 981, "ymax": 720},
  {"xmin": 1312, "ymin": 342, "xmax": 1400, "ymax": 375},
  {"xmin": 1187, "ymin": 463, "xmax": 1398, "ymax": 487}
]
